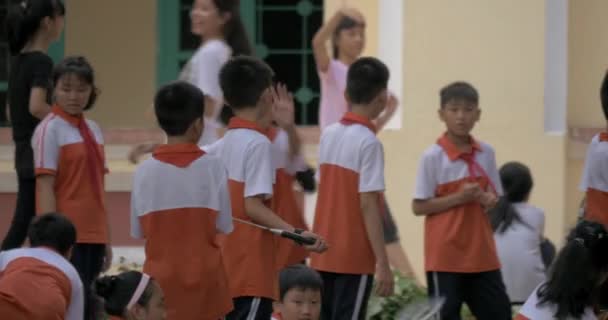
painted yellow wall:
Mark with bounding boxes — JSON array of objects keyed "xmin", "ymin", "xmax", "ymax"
[
  {"xmin": 64, "ymin": 0, "xmax": 157, "ymax": 128},
  {"xmin": 328, "ymin": 0, "xmax": 568, "ymax": 280},
  {"xmin": 566, "ymin": 0, "xmax": 608, "ymax": 229}
]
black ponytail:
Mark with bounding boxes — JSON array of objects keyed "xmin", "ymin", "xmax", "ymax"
[
  {"xmin": 95, "ymin": 271, "xmax": 154, "ymax": 316},
  {"xmin": 6, "ymin": 0, "xmax": 65, "ymax": 56},
  {"xmin": 212, "ymin": 0, "xmax": 252, "ymax": 56},
  {"xmin": 489, "ymin": 161, "xmax": 534, "ymax": 233}
]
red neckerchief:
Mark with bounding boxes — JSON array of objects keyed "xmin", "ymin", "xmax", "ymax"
[
  {"xmin": 52, "ymin": 105, "xmax": 104, "ymax": 200},
  {"xmin": 152, "ymin": 143, "xmax": 205, "ymax": 168},
  {"xmin": 228, "ymin": 117, "xmax": 268, "ymax": 136},
  {"xmin": 600, "ymin": 132, "xmax": 608, "ymax": 142},
  {"xmin": 437, "ymin": 133, "xmax": 497, "ymax": 194},
  {"xmin": 340, "ymin": 112, "xmax": 377, "ymax": 134}
]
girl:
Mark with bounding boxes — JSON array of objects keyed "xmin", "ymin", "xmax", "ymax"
[
  {"xmin": 128, "ymin": 0, "xmax": 253, "ymax": 162},
  {"xmin": 32, "ymin": 56, "xmax": 112, "ymax": 319},
  {"xmin": 491, "ymin": 162, "xmax": 547, "ymax": 305},
  {"xmin": 180, "ymin": 0, "xmax": 251, "ymax": 145},
  {"xmin": 516, "ymin": 220, "xmax": 608, "ymax": 320},
  {"xmin": 2, "ymin": 0, "xmax": 65, "ymax": 251},
  {"xmin": 96, "ymin": 271, "xmax": 166, "ymax": 320},
  {"xmin": 313, "ymin": 7, "xmax": 416, "ymax": 283}
]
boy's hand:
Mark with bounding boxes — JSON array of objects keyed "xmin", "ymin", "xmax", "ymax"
[
  {"xmin": 374, "ymin": 262, "xmax": 395, "ymax": 297},
  {"xmin": 385, "ymin": 94, "xmax": 398, "ymax": 116},
  {"xmin": 457, "ymin": 182, "xmax": 482, "ymax": 204},
  {"xmin": 301, "ymin": 230, "xmax": 329, "ymax": 253},
  {"xmin": 271, "ymin": 83, "xmax": 295, "ymax": 129},
  {"xmin": 478, "ymin": 191, "xmax": 498, "ymax": 210}
]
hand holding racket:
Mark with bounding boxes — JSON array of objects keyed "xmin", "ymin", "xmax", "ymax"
[{"xmin": 233, "ymin": 218, "xmax": 328, "ymax": 253}]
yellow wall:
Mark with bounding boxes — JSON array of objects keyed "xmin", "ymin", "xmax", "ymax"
[
  {"xmin": 566, "ymin": 0, "xmax": 608, "ymax": 228},
  {"xmin": 330, "ymin": 0, "xmax": 568, "ymax": 280},
  {"xmin": 64, "ymin": 0, "xmax": 157, "ymax": 128}
]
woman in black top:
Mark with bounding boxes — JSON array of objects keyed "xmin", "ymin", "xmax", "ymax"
[{"xmin": 2, "ymin": 0, "xmax": 65, "ymax": 250}]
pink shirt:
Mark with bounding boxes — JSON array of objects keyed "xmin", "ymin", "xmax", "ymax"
[{"xmin": 319, "ymin": 60, "xmax": 349, "ymax": 131}]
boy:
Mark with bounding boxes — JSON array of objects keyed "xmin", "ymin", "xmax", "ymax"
[
  {"xmin": 0, "ymin": 213, "xmax": 83, "ymax": 320},
  {"xmin": 203, "ymin": 56, "xmax": 327, "ymax": 320},
  {"xmin": 130, "ymin": 81, "xmax": 234, "ymax": 319},
  {"xmin": 310, "ymin": 57, "xmax": 394, "ymax": 320},
  {"xmin": 412, "ymin": 82, "xmax": 511, "ymax": 319},
  {"xmin": 580, "ymin": 70, "xmax": 608, "ymax": 228},
  {"xmin": 272, "ymin": 264, "xmax": 323, "ymax": 320}
]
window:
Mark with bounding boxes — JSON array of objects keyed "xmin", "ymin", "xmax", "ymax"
[
  {"xmin": 157, "ymin": 0, "xmax": 323, "ymax": 126},
  {"xmin": 0, "ymin": 0, "xmax": 64, "ymax": 127}
]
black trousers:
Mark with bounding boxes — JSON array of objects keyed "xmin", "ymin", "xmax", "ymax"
[
  {"xmin": 71, "ymin": 243, "xmax": 105, "ymax": 320},
  {"xmin": 226, "ymin": 296, "xmax": 274, "ymax": 320},
  {"xmin": 1, "ymin": 175, "xmax": 36, "ymax": 250},
  {"xmin": 319, "ymin": 271, "xmax": 374, "ymax": 320},
  {"xmin": 426, "ymin": 270, "xmax": 511, "ymax": 320}
]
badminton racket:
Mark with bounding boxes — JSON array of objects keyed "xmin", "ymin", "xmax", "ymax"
[
  {"xmin": 395, "ymin": 297, "xmax": 445, "ymax": 320},
  {"xmin": 233, "ymin": 217, "xmax": 317, "ymax": 246}
]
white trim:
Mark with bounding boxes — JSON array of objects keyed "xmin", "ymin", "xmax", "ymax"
[
  {"xmin": 432, "ymin": 272, "xmax": 441, "ymax": 320},
  {"xmin": 351, "ymin": 275, "xmax": 369, "ymax": 320},
  {"xmin": 246, "ymin": 297, "xmax": 261, "ymax": 320},
  {"xmin": 544, "ymin": 0, "xmax": 568, "ymax": 134},
  {"xmin": 378, "ymin": 0, "xmax": 404, "ymax": 130}
]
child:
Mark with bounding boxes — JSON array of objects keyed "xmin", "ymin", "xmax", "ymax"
[
  {"xmin": 515, "ymin": 220, "xmax": 608, "ymax": 320},
  {"xmin": 3, "ymin": 0, "xmax": 65, "ymax": 251},
  {"xmin": 130, "ymin": 81, "xmax": 233, "ymax": 319},
  {"xmin": 95, "ymin": 271, "xmax": 166, "ymax": 320},
  {"xmin": 310, "ymin": 57, "xmax": 394, "ymax": 320},
  {"xmin": 491, "ymin": 162, "xmax": 546, "ymax": 305},
  {"xmin": 412, "ymin": 81, "xmax": 511, "ymax": 319},
  {"xmin": 272, "ymin": 264, "xmax": 323, "ymax": 320},
  {"xmin": 32, "ymin": 55, "xmax": 112, "ymax": 319},
  {"xmin": 268, "ymin": 84, "xmax": 310, "ymax": 269},
  {"xmin": 203, "ymin": 56, "xmax": 327, "ymax": 320},
  {"xmin": 0, "ymin": 212, "xmax": 83, "ymax": 320},
  {"xmin": 580, "ymin": 70, "xmax": 608, "ymax": 228}
]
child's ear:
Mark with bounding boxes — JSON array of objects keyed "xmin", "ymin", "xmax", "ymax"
[{"xmin": 438, "ymin": 108, "xmax": 445, "ymax": 122}]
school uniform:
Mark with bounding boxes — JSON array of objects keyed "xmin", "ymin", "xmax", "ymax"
[
  {"xmin": 580, "ymin": 132, "xmax": 608, "ymax": 227},
  {"xmin": 0, "ymin": 247, "xmax": 84, "ymax": 320},
  {"xmin": 310, "ymin": 112, "xmax": 384, "ymax": 320},
  {"xmin": 203, "ymin": 117, "xmax": 276, "ymax": 320},
  {"xmin": 32, "ymin": 105, "xmax": 109, "ymax": 319},
  {"xmin": 414, "ymin": 133, "xmax": 511, "ymax": 320},
  {"xmin": 515, "ymin": 285, "xmax": 597, "ymax": 320},
  {"xmin": 131, "ymin": 143, "xmax": 233, "ymax": 320},
  {"xmin": 267, "ymin": 127, "xmax": 309, "ymax": 269}
]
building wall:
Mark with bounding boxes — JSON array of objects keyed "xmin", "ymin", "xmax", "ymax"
[{"xmin": 64, "ymin": 0, "xmax": 157, "ymax": 128}]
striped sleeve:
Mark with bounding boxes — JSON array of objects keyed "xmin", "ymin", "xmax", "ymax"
[{"xmin": 32, "ymin": 116, "xmax": 59, "ymax": 176}]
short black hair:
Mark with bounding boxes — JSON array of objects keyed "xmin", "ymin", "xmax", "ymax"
[
  {"xmin": 219, "ymin": 56, "xmax": 274, "ymax": 110},
  {"xmin": 279, "ymin": 264, "xmax": 323, "ymax": 301},
  {"xmin": 440, "ymin": 81, "xmax": 479, "ymax": 107},
  {"xmin": 53, "ymin": 56, "xmax": 99, "ymax": 110},
  {"xmin": 28, "ymin": 212, "xmax": 76, "ymax": 256},
  {"xmin": 95, "ymin": 271, "xmax": 155, "ymax": 316},
  {"xmin": 154, "ymin": 81, "xmax": 205, "ymax": 136},
  {"xmin": 346, "ymin": 57, "xmax": 389, "ymax": 105},
  {"xmin": 601, "ymin": 71, "xmax": 608, "ymax": 120}
]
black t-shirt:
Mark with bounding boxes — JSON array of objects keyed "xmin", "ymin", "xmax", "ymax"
[{"xmin": 8, "ymin": 51, "xmax": 53, "ymax": 177}]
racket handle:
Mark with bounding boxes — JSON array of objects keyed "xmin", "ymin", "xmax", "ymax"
[{"xmin": 280, "ymin": 231, "xmax": 317, "ymax": 246}]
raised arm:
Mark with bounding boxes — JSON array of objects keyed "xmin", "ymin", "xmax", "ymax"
[{"xmin": 312, "ymin": 8, "xmax": 363, "ymax": 72}]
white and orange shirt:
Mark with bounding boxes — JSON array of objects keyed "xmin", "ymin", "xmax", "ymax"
[
  {"xmin": 0, "ymin": 247, "xmax": 84, "ymax": 320},
  {"xmin": 131, "ymin": 143, "xmax": 233, "ymax": 320},
  {"xmin": 515, "ymin": 285, "xmax": 597, "ymax": 320},
  {"xmin": 267, "ymin": 127, "xmax": 309, "ymax": 269},
  {"xmin": 32, "ymin": 106, "xmax": 109, "ymax": 244},
  {"xmin": 414, "ymin": 133, "xmax": 502, "ymax": 273},
  {"xmin": 203, "ymin": 117, "xmax": 277, "ymax": 300},
  {"xmin": 580, "ymin": 132, "xmax": 608, "ymax": 227},
  {"xmin": 310, "ymin": 112, "xmax": 385, "ymax": 275}
]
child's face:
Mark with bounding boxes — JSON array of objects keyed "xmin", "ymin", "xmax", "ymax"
[
  {"xmin": 130, "ymin": 281, "xmax": 166, "ymax": 320},
  {"xmin": 337, "ymin": 26, "xmax": 365, "ymax": 59},
  {"xmin": 54, "ymin": 73, "xmax": 93, "ymax": 115},
  {"xmin": 276, "ymin": 288, "xmax": 321, "ymax": 320},
  {"xmin": 190, "ymin": 0, "xmax": 226, "ymax": 39},
  {"xmin": 439, "ymin": 100, "xmax": 480, "ymax": 138}
]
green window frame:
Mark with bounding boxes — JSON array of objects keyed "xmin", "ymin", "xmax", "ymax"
[{"xmin": 156, "ymin": 0, "xmax": 322, "ymax": 126}]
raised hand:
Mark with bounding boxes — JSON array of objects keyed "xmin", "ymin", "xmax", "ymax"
[{"xmin": 271, "ymin": 83, "xmax": 296, "ymax": 129}]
